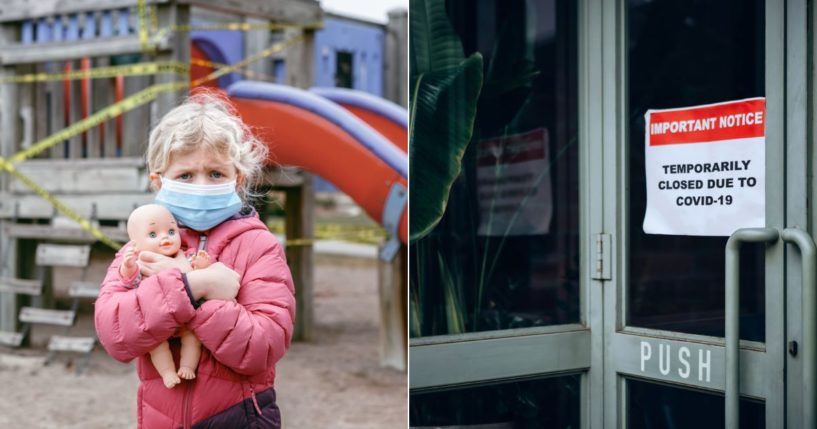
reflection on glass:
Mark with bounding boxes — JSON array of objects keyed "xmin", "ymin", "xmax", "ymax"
[
  {"xmin": 628, "ymin": 378, "xmax": 764, "ymax": 428},
  {"xmin": 410, "ymin": 375, "xmax": 580, "ymax": 428},
  {"xmin": 410, "ymin": 0, "xmax": 579, "ymax": 337},
  {"xmin": 627, "ymin": 0, "xmax": 765, "ymax": 341}
]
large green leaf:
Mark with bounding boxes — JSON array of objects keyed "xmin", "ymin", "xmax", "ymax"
[
  {"xmin": 409, "ymin": 53, "xmax": 483, "ymax": 242},
  {"xmin": 409, "ymin": 0, "xmax": 464, "ymax": 77},
  {"xmin": 439, "ymin": 251, "xmax": 465, "ymax": 334}
]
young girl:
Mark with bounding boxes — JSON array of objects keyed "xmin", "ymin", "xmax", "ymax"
[{"xmin": 95, "ymin": 91, "xmax": 295, "ymax": 429}]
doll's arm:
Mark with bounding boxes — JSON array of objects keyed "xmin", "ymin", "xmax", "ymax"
[
  {"xmin": 191, "ymin": 250, "xmax": 210, "ymax": 270},
  {"xmin": 118, "ymin": 245, "xmax": 139, "ymax": 285}
]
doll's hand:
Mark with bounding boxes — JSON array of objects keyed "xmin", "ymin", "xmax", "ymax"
[
  {"xmin": 139, "ymin": 250, "xmax": 192, "ymax": 277},
  {"xmin": 191, "ymin": 250, "xmax": 210, "ymax": 270},
  {"xmin": 119, "ymin": 245, "xmax": 139, "ymax": 279}
]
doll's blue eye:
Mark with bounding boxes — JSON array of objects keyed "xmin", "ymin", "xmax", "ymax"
[
  {"xmin": 149, "ymin": 232, "xmax": 157, "ymax": 238},
  {"xmin": 168, "ymin": 229, "xmax": 176, "ymax": 236}
]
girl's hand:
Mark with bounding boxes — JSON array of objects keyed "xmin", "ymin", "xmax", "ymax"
[
  {"xmin": 139, "ymin": 251, "xmax": 193, "ymax": 277},
  {"xmin": 186, "ymin": 262, "xmax": 240, "ymax": 301}
]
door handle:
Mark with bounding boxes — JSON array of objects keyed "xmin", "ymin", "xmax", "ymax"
[
  {"xmin": 725, "ymin": 227, "xmax": 779, "ymax": 429},
  {"xmin": 781, "ymin": 227, "xmax": 817, "ymax": 429}
]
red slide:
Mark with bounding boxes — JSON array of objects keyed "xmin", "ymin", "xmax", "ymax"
[
  {"xmin": 309, "ymin": 87, "xmax": 408, "ymax": 153},
  {"xmin": 227, "ymin": 82, "xmax": 408, "ymax": 248},
  {"xmin": 190, "ymin": 46, "xmax": 407, "ymax": 252}
]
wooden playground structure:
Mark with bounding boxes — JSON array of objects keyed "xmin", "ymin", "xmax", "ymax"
[{"xmin": 0, "ymin": 0, "xmax": 407, "ymax": 372}]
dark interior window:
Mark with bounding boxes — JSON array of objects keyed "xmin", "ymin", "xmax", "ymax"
[
  {"xmin": 627, "ymin": 0, "xmax": 766, "ymax": 341},
  {"xmin": 410, "ymin": 0, "xmax": 579, "ymax": 337}
]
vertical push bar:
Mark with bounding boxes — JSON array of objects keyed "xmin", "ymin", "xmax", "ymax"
[
  {"xmin": 781, "ymin": 227, "xmax": 816, "ymax": 428},
  {"xmin": 725, "ymin": 228, "xmax": 779, "ymax": 429}
]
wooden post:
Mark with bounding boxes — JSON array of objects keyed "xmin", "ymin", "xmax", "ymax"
[
  {"xmin": 47, "ymin": 61, "xmax": 64, "ymax": 159},
  {"xmin": 0, "ymin": 23, "xmax": 19, "ymax": 332},
  {"xmin": 378, "ymin": 244, "xmax": 407, "ymax": 370},
  {"xmin": 245, "ymin": 17, "xmax": 272, "ymax": 78},
  {"xmin": 282, "ymin": 27, "xmax": 316, "ymax": 342},
  {"xmin": 153, "ymin": 2, "xmax": 190, "ymax": 127},
  {"xmin": 284, "ymin": 28, "xmax": 316, "ymax": 89},
  {"xmin": 92, "ymin": 57, "xmax": 116, "ymax": 158},
  {"xmin": 69, "ymin": 61, "xmax": 83, "ymax": 158},
  {"xmin": 17, "ymin": 64, "xmax": 34, "ymax": 154},
  {"xmin": 122, "ymin": 74, "xmax": 151, "ymax": 157},
  {"xmin": 384, "ymin": 8, "xmax": 407, "ymax": 107},
  {"xmin": 285, "ymin": 173, "xmax": 314, "ymax": 341}
]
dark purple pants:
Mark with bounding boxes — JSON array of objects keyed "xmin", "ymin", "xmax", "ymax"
[{"xmin": 187, "ymin": 388, "xmax": 281, "ymax": 429}]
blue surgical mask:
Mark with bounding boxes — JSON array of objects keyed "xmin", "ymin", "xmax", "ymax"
[{"xmin": 155, "ymin": 177, "xmax": 243, "ymax": 231}]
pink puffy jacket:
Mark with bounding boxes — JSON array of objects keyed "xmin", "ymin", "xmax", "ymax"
[{"xmin": 95, "ymin": 209, "xmax": 295, "ymax": 428}]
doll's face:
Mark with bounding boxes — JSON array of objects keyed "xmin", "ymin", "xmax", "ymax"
[{"xmin": 127, "ymin": 204, "xmax": 182, "ymax": 257}]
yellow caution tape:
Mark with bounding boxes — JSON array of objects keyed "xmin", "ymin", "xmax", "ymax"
[
  {"xmin": 172, "ymin": 22, "xmax": 324, "ymax": 33},
  {"xmin": 0, "ymin": 158, "xmax": 123, "ymax": 251},
  {"xmin": 10, "ymin": 81, "xmax": 189, "ymax": 164},
  {"xmin": 282, "ymin": 238, "xmax": 314, "ymax": 247},
  {"xmin": 137, "ymin": 0, "xmax": 155, "ymax": 54},
  {"xmin": 0, "ymin": 31, "xmax": 298, "ymax": 246},
  {"xmin": 138, "ymin": 0, "xmax": 321, "ymax": 54},
  {"xmin": 0, "ymin": 62, "xmax": 189, "ymax": 84},
  {"xmin": 190, "ymin": 58, "xmax": 276, "ymax": 82},
  {"xmin": 0, "ymin": 40, "xmax": 289, "ymax": 86},
  {"xmin": 191, "ymin": 35, "xmax": 303, "ymax": 87},
  {"xmin": 267, "ymin": 223, "xmax": 387, "ymax": 246},
  {"xmin": 150, "ymin": 22, "xmax": 322, "ymax": 48},
  {"xmin": 150, "ymin": 3, "xmax": 159, "ymax": 34}
]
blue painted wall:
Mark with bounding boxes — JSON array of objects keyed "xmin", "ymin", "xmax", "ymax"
[
  {"xmin": 190, "ymin": 15, "xmax": 385, "ymax": 98},
  {"xmin": 313, "ymin": 15, "xmax": 385, "ymax": 96},
  {"xmin": 190, "ymin": 20, "xmax": 244, "ymax": 88}
]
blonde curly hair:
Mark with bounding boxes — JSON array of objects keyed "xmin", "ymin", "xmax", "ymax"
[{"xmin": 146, "ymin": 90, "xmax": 268, "ymax": 202}]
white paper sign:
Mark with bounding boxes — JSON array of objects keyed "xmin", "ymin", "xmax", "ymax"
[
  {"xmin": 476, "ymin": 128, "xmax": 553, "ymax": 236},
  {"xmin": 643, "ymin": 98, "xmax": 766, "ymax": 236}
]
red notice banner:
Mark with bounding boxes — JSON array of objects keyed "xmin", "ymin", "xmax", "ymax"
[
  {"xmin": 476, "ymin": 129, "xmax": 547, "ymax": 167},
  {"xmin": 648, "ymin": 98, "xmax": 765, "ymax": 146}
]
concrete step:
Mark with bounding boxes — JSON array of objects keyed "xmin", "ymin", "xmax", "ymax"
[
  {"xmin": 48, "ymin": 335, "xmax": 95, "ymax": 353},
  {"xmin": 69, "ymin": 281, "xmax": 100, "ymax": 299},
  {"xmin": 5, "ymin": 223, "xmax": 128, "ymax": 243},
  {"xmin": 0, "ymin": 277, "xmax": 42, "ymax": 295},
  {"xmin": 19, "ymin": 307, "xmax": 75, "ymax": 327},
  {"xmin": 0, "ymin": 330, "xmax": 24, "ymax": 347},
  {"xmin": 36, "ymin": 244, "xmax": 90, "ymax": 267}
]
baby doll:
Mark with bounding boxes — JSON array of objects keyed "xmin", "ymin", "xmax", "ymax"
[{"xmin": 119, "ymin": 204, "xmax": 210, "ymax": 388}]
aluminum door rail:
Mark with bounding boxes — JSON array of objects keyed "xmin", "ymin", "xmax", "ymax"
[{"xmin": 725, "ymin": 227, "xmax": 779, "ymax": 429}]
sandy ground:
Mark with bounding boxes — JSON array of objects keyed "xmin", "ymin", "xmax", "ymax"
[{"xmin": 0, "ymin": 254, "xmax": 406, "ymax": 428}]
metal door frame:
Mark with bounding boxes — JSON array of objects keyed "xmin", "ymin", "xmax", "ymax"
[
  {"xmin": 595, "ymin": 0, "xmax": 793, "ymax": 427},
  {"xmin": 410, "ymin": 3, "xmax": 600, "ymax": 429}
]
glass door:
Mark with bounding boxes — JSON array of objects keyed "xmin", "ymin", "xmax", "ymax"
[
  {"xmin": 409, "ymin": 0, "xmax": 594, "ymax": 427},
  {"xmin": 596, "ymin": 0, "xmax": 811, "ymax": 427}
]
